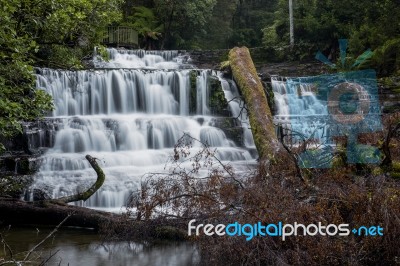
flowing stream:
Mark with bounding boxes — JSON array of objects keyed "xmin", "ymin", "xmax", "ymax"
[{"xmin": 29, "ymin": 49, "xmax": 257, "ymax": 212}]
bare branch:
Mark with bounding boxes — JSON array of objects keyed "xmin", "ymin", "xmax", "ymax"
[{"xmin": 24, "ymin": 213, "xmax": 72, "ymax": 261}]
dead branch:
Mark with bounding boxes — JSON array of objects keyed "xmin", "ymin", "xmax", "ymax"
[
  {"xmin": 24, "ymin": 213, "xmax": 72, "ymax": 261},
  {"xmin": 56, "ymin": 155, "xmax": 105, "ymax": 203}
]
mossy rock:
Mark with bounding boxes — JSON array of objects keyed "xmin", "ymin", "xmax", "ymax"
[
  {"xmin": 0, "ymin": 175, "xmax": 33, "ymax": 198},
  {"xmin": 224, "ymin": 127, "xmax": 244, "ymax": 146},
  {"xmin": 1, "ymin": 156, "xmax": 41, "ymax": 175},
  {"xmin": 390, "ymin": 172, "xmax": 400, "ymax": 179},
  {"xmin": 372, "ymin": 166, "xmax": 384, "ymax": 176},
  {"xmin": 189, "ymin": 70, "xmax": 199, "ymax": 114},
  {"xmin": 262, "ymin": 81, "xmax": 276, "ymax": 115},
  {"xmin": 208, "ymin": 76, "xmax": 229, "ymax": 116}
]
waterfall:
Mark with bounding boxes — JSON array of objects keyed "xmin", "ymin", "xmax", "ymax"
[
  {"xmin": 271, "ymin": 72, "xmax": 382, "ymax": 167},
  {"xmin": 271, "ymin": 76, "xmax": 329, "ymax": 144},
  {"xmin": 94, "ymin": 48, "xmax": 191, "ymax": 69},
  {"xmin": 30, "ymin": 49, "xmax": 257, "ymax": 211},
  {"xmin": 219, "ymin": 74, "xmax": 255, "ymax": 148}
]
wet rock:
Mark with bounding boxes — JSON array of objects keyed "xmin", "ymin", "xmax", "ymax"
[{"xmin": 0, "ymin": 175, "xmax": 33, "ymax": 198}]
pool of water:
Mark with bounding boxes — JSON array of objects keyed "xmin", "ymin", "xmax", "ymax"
[{"xmin": 0, "ymin": 226, "xmax": 199, "ymax": 266}]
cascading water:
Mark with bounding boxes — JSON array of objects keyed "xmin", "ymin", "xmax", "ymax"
[
  {"xmin": 94, "ymin": 48, "xmax": 191, "ymax": 69},
  {"xmin": 271, "ymin": 76, "xmax": 329, "ymax": 144},
  {"xmin": 271, "ymin": 73, "xmax": 382, "ymax": 167},
  {"xmin": 30, "ymin": 49, "xmax": 256, "ymax": 211}
]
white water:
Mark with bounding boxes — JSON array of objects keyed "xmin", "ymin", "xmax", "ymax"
[
  {"xmin": 31, "ymin": 50, "xmax": 256, "ymax": 210},
  {"xmin": 271, "ymin": 76, "xmax": 329, "ymax": 143},
  {"xmin": 95, "ymin": 48, "xmax": 191, "ymax": 69}
]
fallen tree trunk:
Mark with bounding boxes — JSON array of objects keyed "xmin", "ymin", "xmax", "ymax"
[
  {"xmin": 0, "ymin": 197, "xmax": 114, "ymax": 229},
  {"xmin": 228, "ymin": 47, "xmax": 283, "ymax": 163}
]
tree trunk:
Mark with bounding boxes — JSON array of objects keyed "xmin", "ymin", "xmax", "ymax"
[
  {"xmin": 228, "ymin": 47, "xmax": 283, "ymax": 164},
  {"xmin": 0, "ymin": 198, "xmax": 114, "ymax": 229}
]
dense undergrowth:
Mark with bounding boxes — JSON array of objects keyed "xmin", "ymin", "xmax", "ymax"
[{"xmin": 100, "ymin": 114, "xmax": 400, "ymax": 266}]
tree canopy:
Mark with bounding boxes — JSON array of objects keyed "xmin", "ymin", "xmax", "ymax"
[{"xmin": 124, "ymin": 0, "xmax": 399, "ymax": 71}]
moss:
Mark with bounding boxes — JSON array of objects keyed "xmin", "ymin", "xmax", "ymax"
[
  {"xmin": 189, "ymin": 70, "xmax": 199, "ymax": 114},
  {"xmin": 220, "ymin": 60, "xmax": 230, "ymax": 71},
  {"xmin": 372, "ymin": 166, "xmax": 384, "ymax": 176},
  {"xmin": 218, "ymin": 51, "xmax": 229, "ymax": 62},
  {"xmin": 0, "ymin": 175, "xmax": 33, "ymax": 198},
  {"xmin": 263, "ymin": 81, "xmax": 276, "ymax": 115},
  {"xmin": 189, "ymin": 70, "xmax": 198, "ymax": 114},
  {"xmin": 228, "ymin": 47, "xmax": 280, "ymax": 162},
  {"xmin": 388, "ymin": 161, "xmax": 400, "ymax": 179},
  {"xmin": 392, "ymin": 161, "xmax": 400, "ymax": 171},
  {"xmin": 390, "ymin": 171, "xmax": 400, "ymax": 179},
  {"xmin": 17, "ymin": 158, "xmax": 32, "ymax": 175},
  {"xmin": 208, "ymin": 76, "xmax": 228, "ymax": 115}
]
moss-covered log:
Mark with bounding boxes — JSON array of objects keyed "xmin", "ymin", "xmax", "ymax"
[
  {"xmin": 57, "ymin": 155, "xmax": 105, "ymax": 203},
  {"xmin": 228, "ymin": 47, "xmax": 283, "ymax": 163}
]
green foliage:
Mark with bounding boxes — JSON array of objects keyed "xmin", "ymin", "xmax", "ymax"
[
  {"xmin": 262, "ymin": 26, "xmax": 279, "ymax": 46},
  {"xmin": 44, "ymin": 45, "xmax": 86, "ymax": 69},
  {"xmin": 0, "ymin": 0, "xmax": 123, "ymax": 152},
  {"xmin": 96, "ymin": 45, "xmax": 110, "ymax": 61},
  {"xmin": 42, "ymin": 0, "xmax": 123, "ymax": 46},
  {"xmin": 262, "ymin": 0, "xmax": 400, "ymax": 63},
  {"xmin": 125, "ymin": 0, "xmax": 399, "ymax": 52},
  {"xmin": 153, "ymin": 0, "xmax": 217, "ymax": 49},
  {"xmin": 121, "ymin": 6, "xmax": 162, "ymax": 49},
  {"xmin": 198, "ymin": 0, "xmax": 237, "ymax": 49},
  {"xmin": 230, "ymin": 0, "xmax": 278, "ymax": 47},
  {"xmin": 371, "ymin": 38, "xmax": 400, "ymax": 76},
  {"xmin": 0, "ymin": 175, "xmax": 33, "ymax": 198}
]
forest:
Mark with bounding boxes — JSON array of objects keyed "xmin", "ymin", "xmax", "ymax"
[{"xmin": 0, "ymin": 0, "xmax": 400, "ymax": 265}]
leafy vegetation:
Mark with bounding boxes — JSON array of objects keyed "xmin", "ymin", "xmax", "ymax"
[
  {"xmin": 123, "ymin": 0, "xmax": 399, "ymax": 74},
  {"xmin": 0, "ymin": 0, "xmax": 122, "ymax": 152}
]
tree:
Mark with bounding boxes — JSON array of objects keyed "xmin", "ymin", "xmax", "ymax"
[
  {"xmin": 228, "ymin": 47, "xmax": 284, "ymax": 165},
  {"xmin": 262, "ymin": 0, "xmax": 400, "ymax": 60},
  {"xmin": 0, "ymin": 0, "xmax": 53, "ymax": 153},
  {"xmin": 153, "ymin": 0, "xmax": 217, "ymax": 49},
  {"xmin": 197, "ymin": 0, "xmax": 237, "ymax": 49},
  {"xmin": 0, "ymin": 0, "xmax": 123, "ymax": 152},
  {"xmin": 229, "ymin": 0, "xmax": 278, "ymax": 47},
  {"xmin": 122, "ymin": 6, "xmax": 163, "ymax": 49}
]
